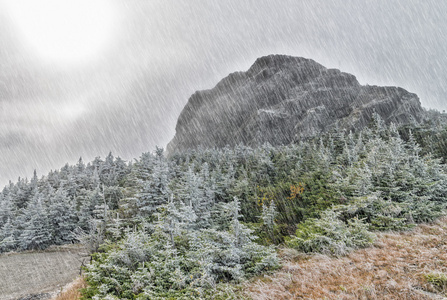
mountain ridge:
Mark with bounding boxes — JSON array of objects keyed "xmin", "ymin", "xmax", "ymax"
[{"xmin": 167, "ymin": 54, "xmax": 426, "ymax": 154}]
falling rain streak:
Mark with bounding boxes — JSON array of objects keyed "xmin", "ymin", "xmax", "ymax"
[{"xmin": 0, "ymin": 0, "xmax": 446, "ymax": 186}]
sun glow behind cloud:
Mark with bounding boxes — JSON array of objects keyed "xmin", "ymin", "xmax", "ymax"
[{"xmin": 3, "ymin": 0, "xmax": 117, "ymax": 65}]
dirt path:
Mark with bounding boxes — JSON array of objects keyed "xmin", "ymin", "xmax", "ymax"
[{"xmin": 0, "ymin": 245, "xmax": 88, "ymax": 300}]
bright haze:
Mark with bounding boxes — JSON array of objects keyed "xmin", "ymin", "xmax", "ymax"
[{"xmin": 0, "ymin": 0, "xmax": 446, "ymax": 186}]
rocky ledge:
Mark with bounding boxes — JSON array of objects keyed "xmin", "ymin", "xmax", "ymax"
[{"xmin": 167, "ymin": 55, "xmax": 426, "ymax": 154}]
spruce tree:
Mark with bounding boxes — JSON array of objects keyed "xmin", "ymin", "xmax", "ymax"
[
  {"xmin": 48, "ymin": 188, "xmax": 78, "ymax": 245},
  {"xmin": 19, "ymin": 193, "xmax": 52, "ymax": 250},
  {"xmin": 0, "ymin": 218, "xmax": 17, "ymax": 252}
]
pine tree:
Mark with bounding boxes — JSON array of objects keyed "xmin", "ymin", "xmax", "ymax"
[
  {"xmin": 19, "ymin": 193, "xmax": 52, "ymax": 250},
  {"xmin": 137, "ymin": 153, "xmax": 171, "ymax": 217},
  {"xmin": 0, "ymin": 193, "xmax": 14, "ymax": 228},
  {"xmin": 48, "ymin": 188, "xmax": 78, "ymax": 245},
  {"xmin": 0, "ymin": 218, "xmax": 17, "ymax": 252},
  {"xmin": 177, "ymin": 167, "xmax": 213, "ymax": 228},
  {"xmin": 261, "ymin": 200, "xmax": 277, "ymax": 231},
  {"xmin": 78, "ymin": 188, "xmax": 102, "ymax": 230}
]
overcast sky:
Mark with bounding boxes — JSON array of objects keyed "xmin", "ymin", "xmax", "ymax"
[{"xmin": 0, "ymin": 0, "xmax": 446, "ymax": 186}]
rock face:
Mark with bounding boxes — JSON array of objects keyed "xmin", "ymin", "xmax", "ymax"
[{"xmin": 167, "ymin": 55, "xmax": 425, "ymax": 154}]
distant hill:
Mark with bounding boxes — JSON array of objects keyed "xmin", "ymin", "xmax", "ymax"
[{"xmin": 168, "ymin": 55, "xmax": 426, "ymax": 154}]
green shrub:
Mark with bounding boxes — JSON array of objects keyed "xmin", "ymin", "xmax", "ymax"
[
  {"xmin": 424, "ymin": 272, "xmax": 447, "ymax": 292},
  {"xmin": 286, "ymin": 210, "xmax": 375, "ymax": 256},
  {"xmin": 333, "ymin": 194, "xmax": 444, "ymax": 231}
]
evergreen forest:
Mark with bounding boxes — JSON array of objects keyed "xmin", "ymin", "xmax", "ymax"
[{"xmin": 1, "ymin": 112, "xmax": 447, "ymax": 299}]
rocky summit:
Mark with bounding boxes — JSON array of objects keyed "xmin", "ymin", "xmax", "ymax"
[{"xmin": 167, "ymin": 55, "xmax": 426, "ymax": 154}]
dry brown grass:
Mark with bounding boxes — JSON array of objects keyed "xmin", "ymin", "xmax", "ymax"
[
  {"xmin": 244, "ymin": 217, "xmax": 447, "ymax": 300},
  {"xmin": 52, "ymin": 277, "xmax": 86, "ymax": 300}
]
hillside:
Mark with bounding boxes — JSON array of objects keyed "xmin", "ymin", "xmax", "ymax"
[
  {"xmin": 1, "ymin": 55, "xmax": 447, "ymax": 299},
  {"xmin": 1, "ymin": 122, "xmax": 446, "ymax": 299},
  {"xmin": 167, "ymin": 55, "xmax": 426, "ymax": 154},
  {"xmin": 244, "ymin": 217, "xmax": 447, "ymax": 299},
  {"xmin": 52, "ymin": 218, "xmax": 447, "ymax": 300}
]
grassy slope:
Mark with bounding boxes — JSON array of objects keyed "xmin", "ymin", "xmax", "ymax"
[
  {"xmin": 243, "ymin": 217, "xmax": 447, "ymax": 300},
  {"xmin": 52, "ymin": 277, "xmax": 86, "ymax": 300}
]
